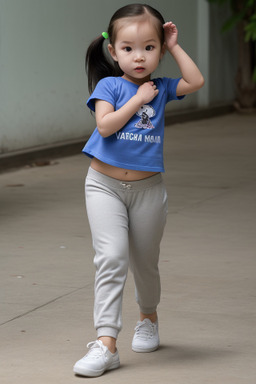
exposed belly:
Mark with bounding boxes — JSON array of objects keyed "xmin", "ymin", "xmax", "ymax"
[{"xmin": 90, "ymin": 157, "xmax": 158, "ymax": 181}]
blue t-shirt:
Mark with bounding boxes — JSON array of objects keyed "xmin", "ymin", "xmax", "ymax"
[{"xmin": 83, "ymin": 76, "xmax": 184, "ymax": 172}]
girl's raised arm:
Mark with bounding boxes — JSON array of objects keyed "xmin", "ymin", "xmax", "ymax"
[{"xmin": 163, "ymin": 22, "xmax": 204, "ymax": 96}]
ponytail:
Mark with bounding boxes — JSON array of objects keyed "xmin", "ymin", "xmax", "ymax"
[{"xmin": 85, "ymin": 35, "xmax": 123, "ymax": 94}]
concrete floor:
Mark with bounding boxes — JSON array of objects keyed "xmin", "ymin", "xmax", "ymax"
[{"xmin": 0, "ymin": 113, "xmax": 255, "ymax": 383}]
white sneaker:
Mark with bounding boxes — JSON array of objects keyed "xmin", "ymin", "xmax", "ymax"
[
  {"xmin": 73, "ymin": 340, "xmax": 120, "ymax": 377},
  {"xmin": 132, "ymin": 318, "xmax": 160, "ymax": 353}
]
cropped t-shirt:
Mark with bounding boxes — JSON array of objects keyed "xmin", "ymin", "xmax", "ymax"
[{"xmin": 82, "ymin": 76, "xmax": 184, "ymax": 172}]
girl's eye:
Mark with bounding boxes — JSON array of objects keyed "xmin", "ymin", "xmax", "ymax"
[
  {"xmin": 146, "ymin": 45, "xmax": 154, "ymax": 51},
  {"xmin": 124, "ymin": 47, "xmax": 132, "ymax": 52}
]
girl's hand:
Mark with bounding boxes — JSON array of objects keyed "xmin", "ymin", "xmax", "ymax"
[
  {"xmin": 163, "ymin": 22, "xmax": 178, "ymax": 52},
  {"xmin": 136, "ymin": 81, "xmax": 159, "ymax": 105}
]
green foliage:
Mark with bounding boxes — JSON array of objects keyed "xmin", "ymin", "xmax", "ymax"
[
  {"xmin": 207, "ymin": 0, "xmax": 256, "ymax": 82},
  {"xmin": 207, "ymin": 0, "xmax": 256, "ymax": 33},
  {"xmin": 245, "ymin": 13, "xmax": 256, "ymax": 41}
]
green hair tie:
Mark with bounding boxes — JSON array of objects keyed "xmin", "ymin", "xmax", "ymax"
[{"xmin": 102, "ymin": 32, "xmax": 109, "ymax": 39}]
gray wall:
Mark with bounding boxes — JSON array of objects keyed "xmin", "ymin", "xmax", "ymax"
[
  {"xmin": 209, "ymin": 3, "xmax": 237, "ymax": 104},
  {"xmin": 0, "ymin": 0, "xmax": 237, "ymax": 155}
]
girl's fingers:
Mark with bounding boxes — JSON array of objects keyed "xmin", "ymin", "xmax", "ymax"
[{"xmin": 163, "ymin": 21, "xmax": 175, "ymax": 27}]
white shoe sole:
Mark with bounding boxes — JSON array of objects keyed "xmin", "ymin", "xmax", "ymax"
[
  {"xmin": 73, "ymin": 360, "xmax": 120, "ymax": 377},
  {"xmin": 132, "ymin": 344, "xmax": 159, "ymax": 353}
]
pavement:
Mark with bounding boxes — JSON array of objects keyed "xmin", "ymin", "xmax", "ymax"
[{"xmin": 0, "ymin": 112, "xmax": 256, "ymax": 384}]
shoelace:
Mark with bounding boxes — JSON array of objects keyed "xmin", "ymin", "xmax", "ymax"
[
  {"xmin": 86, "ymin": 340, "xmax": 107, "ymax": 358},
  {"xmin": 134, "ymin": 321, "xmax": 155, "ymax": 340}
]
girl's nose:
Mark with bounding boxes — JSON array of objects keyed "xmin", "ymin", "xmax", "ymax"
[{"xmin": 134, "ymin": 51, "xmax": 145, "ymax": 62}]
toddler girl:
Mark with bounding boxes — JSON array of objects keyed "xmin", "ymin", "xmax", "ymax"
[{"xmin": 73, "ymin": 3, "xmax": 204, "ymax": 377}]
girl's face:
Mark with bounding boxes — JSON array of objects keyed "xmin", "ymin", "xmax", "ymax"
[{"xmin": 108, "ymin": 17, "xmax": 165, "ymax": 85}]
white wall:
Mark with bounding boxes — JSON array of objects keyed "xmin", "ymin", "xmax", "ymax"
[{"xmin": 0, "ymin": 0, "xmax": 234, "ymax": 155}]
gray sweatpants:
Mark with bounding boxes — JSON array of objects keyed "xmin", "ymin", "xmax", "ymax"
[{"xmin": 85, "ymin": 167, "xmax": 168, "ymax": 339}]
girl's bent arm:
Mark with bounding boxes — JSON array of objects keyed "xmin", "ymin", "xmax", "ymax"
[
  {"xmin": 95, "ymin": 81, "xmax": 159, "ymax": 138},
  {"xmin": 170, "ymin": 44, "xmax": 205, "ymax": 96},
  {"xmin": 95, "ymin": 97, "xmax": 142, "ymax": 138},
  {"xmin": 163, "ymin": 22, "xmax": 204, "ymax": 96}
]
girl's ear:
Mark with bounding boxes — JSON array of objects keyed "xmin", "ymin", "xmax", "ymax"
[
  {"xmin": 160, "ymin": 42, "xmax": 167, "ymax": 60},
  {"xmin": 108, "ymin": 44, "xmax": 118, "ymax": 62}
]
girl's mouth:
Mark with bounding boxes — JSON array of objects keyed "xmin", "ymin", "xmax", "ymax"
[{"xmin": 135, "ymin": 67, "xmax": 145, "ymax": 73}]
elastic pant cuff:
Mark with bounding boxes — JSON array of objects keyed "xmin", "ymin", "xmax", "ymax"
[
  {"xmin": 139, "ymin": 306, "xmax": 157, "ymax": 315},
  {"xmin": 97, "ymin": 326, "xmax": 119, "ymax": 339}
]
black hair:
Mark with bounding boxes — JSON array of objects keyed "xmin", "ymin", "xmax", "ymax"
[{"xmin": 85, "ymin": 3, "xmax": 165, "ymax": 93}]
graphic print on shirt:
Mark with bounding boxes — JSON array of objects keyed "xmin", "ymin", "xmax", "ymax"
[{"xmin": 135, "ymin": 105, "xmax": 155, "ymax": 129}]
